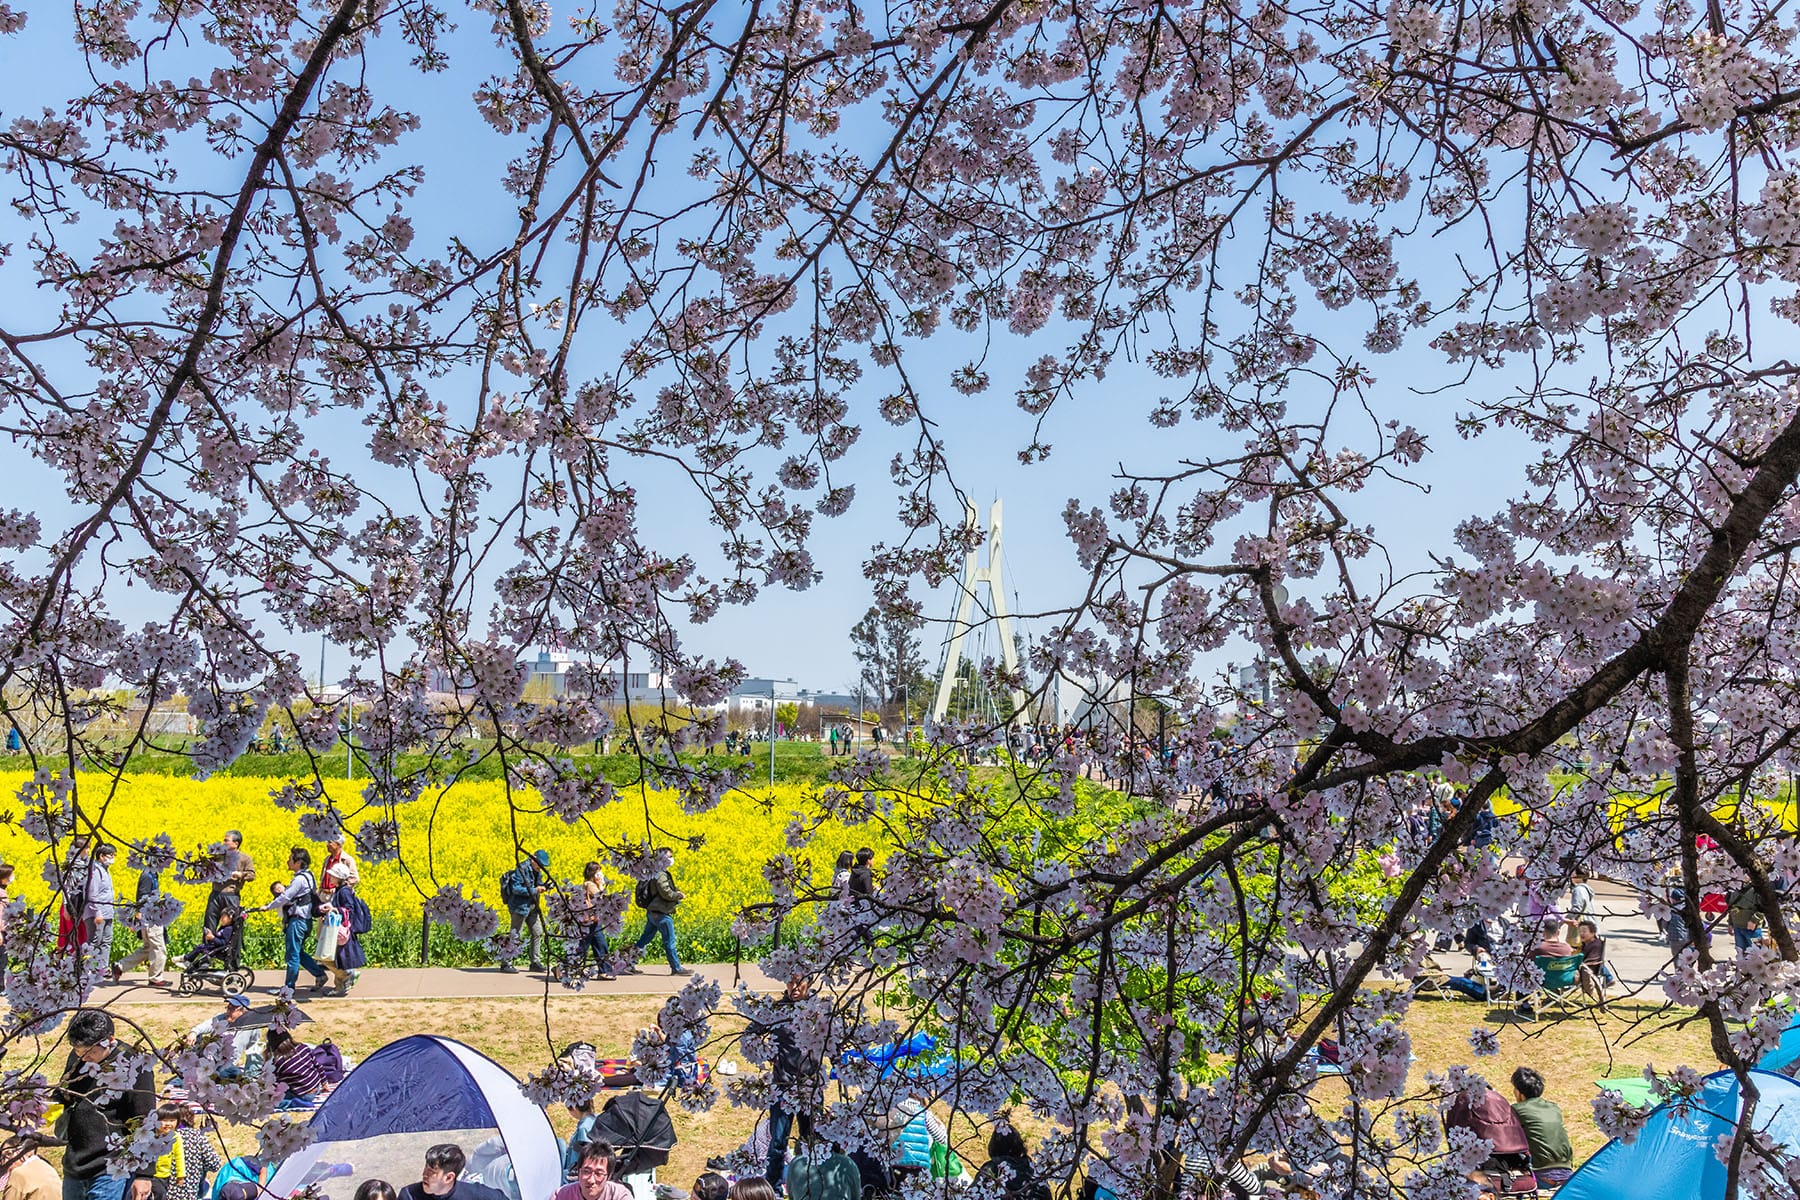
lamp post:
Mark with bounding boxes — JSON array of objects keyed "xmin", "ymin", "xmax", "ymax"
[{"xmin": 769, "ymin": 678, "xmax": 776, "ymax": 789}]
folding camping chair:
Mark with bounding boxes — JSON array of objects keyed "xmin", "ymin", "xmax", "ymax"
[
  {"xmin": 1523, "ymin": 953, "xmax": 1586, "ymax": 1020},
  {"xmin": 1412, "ymin": 955, "xmax": 1458, "ymax": 1002}
]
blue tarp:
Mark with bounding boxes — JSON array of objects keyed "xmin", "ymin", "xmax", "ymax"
[
  {"xmin": 836, "ymin": 1034, "xmax": 958, "ymax": 1081},
  {"xmin": 1558, "ymin": 1069, "xmax": 1800, "ymax": 1200}
]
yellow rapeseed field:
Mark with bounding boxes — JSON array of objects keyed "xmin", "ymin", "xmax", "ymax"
[{"xmin": 0, "ymin": 772, "xmax": 886, "ymax": 964}]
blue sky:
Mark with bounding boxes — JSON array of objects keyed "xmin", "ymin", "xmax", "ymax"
[{"xmin": 0, "ymin": 0, "xmax": 1548, "ymax": 695}]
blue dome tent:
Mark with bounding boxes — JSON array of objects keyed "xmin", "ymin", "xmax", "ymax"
[
  {"xmin": 265, "ymin": 1035, "xmax": 559, "ymax": 1200},
  {"xmin": 1558, "ymin": 1069, "xmax": 1800, "ymax": 1200}
]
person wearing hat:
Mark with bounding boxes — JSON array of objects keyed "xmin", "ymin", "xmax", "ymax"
[
  {"xmin": 188, "ymin": 994, "xmax": 259, "ymax": 1070},
  {"xmin": 499, "ymin": 850, "xmax": 552, "ymax": 974},
  {"xmin": 0, "ymin": 1132, "xmax": 63, "ymax": 1200}
]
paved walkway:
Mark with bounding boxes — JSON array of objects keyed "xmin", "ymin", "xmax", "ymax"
[{"xmin": 88, "ymin": 961, "xmax": 775, "ymax": 1005}]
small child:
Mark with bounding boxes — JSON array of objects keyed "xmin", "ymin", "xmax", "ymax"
[
  {"xmin": 150, "ymin": 1104, "xmax": 186, "ymax": 1200},
  {"xmin": 1577, "ymin": 920, "xmax": 1614, "ymax": 985}
]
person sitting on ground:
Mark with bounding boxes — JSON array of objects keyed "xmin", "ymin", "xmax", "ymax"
[
  {"xmin": 1445, "ymin": 1082, "xmax": 1535, "ymax": 1194},
  {"xmin": 0, "ymin": 1132, "xmax": 64, "ymax": 1200},
  {"xmin": 168, "ymin": 1106, "xmax": 221, "ymax": 1200},
  {"xmin": 688, "ymin": 1175, "xmax": 728, "ymax": 1200},
  {"xmin": 1532, "ymin": 917, "xmax": 1575, "ymax": 959},
  {"xmin": 727, "ymin": 1181, "xmax": 776, "ymax": 1200},
  {"xmin": 551, "ymin": 1142, "xmax": 630, "ymax": 1200},
  {"xmin": 1509, "ymin": 1067, "xmax": 1574, "ymax": 1189},
  {"xmin": 354, "ymin": 1183, "xmax": 398, "ymax": 1200},
  {"xmin": 888, "ymin": 1088, "xmax": 951, "ymax": 1176},
  {"xmin": 974, "ymin": 1124, "xmax": 1052, "ymax": 1200},
  {"xmin": 148, "ymin": 1105, "xmax": 186, "ymax": 1200},
  {"xmin": 398, "ymin": 1146, "xmax": 508, "ymax": 1200},
  {"xmin": 561, "ymin": 1096, "xmax": 599, "ymax": 1184},
  {"xmin": 264, "ymin": 1029, "xmax": 328, "ymax": 1107},
  {"xmin": 783, "ymin": 1114, "xmax": 860, "ymax": 1200},
  {"xmin": 187, "ymin": 993, "xmax": 259, "ymax": 1073}
]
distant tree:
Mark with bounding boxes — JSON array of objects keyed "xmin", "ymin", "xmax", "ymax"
[{"xmin": 850, "ymin": 606, "xmax": 929, "ymax": 709}]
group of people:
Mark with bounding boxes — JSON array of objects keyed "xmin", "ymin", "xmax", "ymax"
[
  {"xmin": 25, "ymin": 829, "xmax": 370, "ymax": 998},
  {"xmin": 24, "ymin": 1007, "xmax": 348, "ymax": 1200},
  {"xmin": 1446, "ymin": 1068, "xmax": 1576, "ymax": 1194},
  {"xmin": 498, "ymin": 850, "xmax": 690, "ymax": 980}
]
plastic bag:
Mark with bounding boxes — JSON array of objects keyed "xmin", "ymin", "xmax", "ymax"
[{"xmin": 313, "ymin": 909, "xmax": 342, "ymax": 961}]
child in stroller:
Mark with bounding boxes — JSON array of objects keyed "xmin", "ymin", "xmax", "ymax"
[{"xmin": 178, "ymin": 899, "xmax": 253, "ymax": 996}]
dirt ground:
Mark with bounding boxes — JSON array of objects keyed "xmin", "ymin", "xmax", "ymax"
[{"xmin": 28, "ymin": 991, "xmax": 1719, "ymax": 1191}]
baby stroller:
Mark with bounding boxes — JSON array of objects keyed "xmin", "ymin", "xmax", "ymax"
[{"xmin": 178, "ymin": 901, "xmax": 253, "ymax": 996}]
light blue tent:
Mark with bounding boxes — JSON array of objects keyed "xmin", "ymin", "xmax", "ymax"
[
  {"xmin": 1759, "ymin": 1010, "xmax": 1800, "ymax": 1074},
  {"xmin": 1558, "ymin": 1069, "xmax": 1800, "ymax": 1200}
]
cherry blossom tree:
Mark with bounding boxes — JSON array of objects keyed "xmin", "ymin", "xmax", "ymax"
[{"xmin": 7, "ymin": 0, "xmax": 1800, "ymax": 1192}]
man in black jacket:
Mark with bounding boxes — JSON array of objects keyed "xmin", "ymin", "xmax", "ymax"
[
  {"xmin": 56, "ymin": 1010, "xmax": 156, "ymax": 1200},
  {"xmin": 761, "ymin": 976, "xmax": 817, "ymax": 1187}
]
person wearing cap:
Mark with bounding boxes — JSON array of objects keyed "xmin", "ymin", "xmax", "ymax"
[
  {"xmin": 499, "ymin": 851, "xmax": 552, "ymax": 975},
  {"xmin": 188, "ymin": 995, "xmax": 259, "ymax": 1070},
  {"xmin": 0, "ymin": 1132, "xmax": 64, "ymax": 1200},
  {"xmin": 55, "ymin": 1009, "xmax": 156, "ymax": 1200}
]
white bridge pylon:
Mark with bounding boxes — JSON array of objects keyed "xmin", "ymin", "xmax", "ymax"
[{"xmin": 930, "ymin": 498, "xmax": 1027, "ymax": 726}]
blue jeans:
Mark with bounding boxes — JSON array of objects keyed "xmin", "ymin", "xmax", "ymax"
[
  {"xmin": 575, "ymin": 924, "xmax": 612, "ymax": 973},
  {"xmin": 64, "ymin": 1173, "xmax": 127, "ymax": 1200},
  {"xmin": 634, "ymin": 912, "xmax": 680, "ymax": 970},
  {"xmin": 764, "ymin": 1103, "xmax": 794, "ymax": 1185},
  {"xmin": 282, "ymin": 916, "xmax": 327, "ymax": 989}
]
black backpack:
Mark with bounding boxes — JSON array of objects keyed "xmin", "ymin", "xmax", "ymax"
[{"xmin": 634, "ymin": 876, "xmax": 657, "ymax": 907}]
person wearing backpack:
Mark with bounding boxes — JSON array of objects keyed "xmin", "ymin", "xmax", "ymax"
[
  {"xmin": 256, "ymin": 847, "xmax": 328, "ymax": 993},
  {"xmin": 326, "ymin": 863, "xmax": 371, "ymax": 995},
  {"xmin": 625, "ymin": 862, "xmax": 689, "ymax": 976},
  {"xmin": 500, "ymin": 850, "xmax": 552, "ymax": 974}
]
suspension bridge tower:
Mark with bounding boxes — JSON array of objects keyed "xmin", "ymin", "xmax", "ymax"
[{"xmin": 929, "ymin": 498, "xmax": 1027, "ymax": 726}]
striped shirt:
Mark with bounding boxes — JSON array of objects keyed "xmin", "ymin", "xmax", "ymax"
[
  {"xmin": 272, "ymin": 1042, "xmax": 328, "ymax": 1097},
  {"xmin": 1181, "ymin": 1148, "xmax": 1264, "ymax": 1198}
]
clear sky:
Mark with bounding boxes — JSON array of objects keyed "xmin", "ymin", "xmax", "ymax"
[{"xmin": 0, "ymin": 0, "xmax": 1548, "ymax": 696}]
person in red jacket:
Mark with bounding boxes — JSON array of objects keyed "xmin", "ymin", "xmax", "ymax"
[{"xmin": 1446, "ymin": 1083, "xmax": 1535, "ymax": 1194}]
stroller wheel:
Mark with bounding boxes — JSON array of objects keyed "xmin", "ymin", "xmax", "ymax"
[
  {"xmin": 222, "ymin": 969, "xmax": 253, "ymax": 995},
  {"xmin": 177, "ymin": 974, "xmax": 202, "ymax": 996}
]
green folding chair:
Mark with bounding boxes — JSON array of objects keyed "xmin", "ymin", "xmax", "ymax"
[{"xmin": 1524, "ymin": 953, "xmax": 1586, "ymax": 1020}]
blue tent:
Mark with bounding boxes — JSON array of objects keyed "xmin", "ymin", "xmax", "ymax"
[
  {"xmin": 1759, "ymin": 1010, "xmax": 1800, "ymax": 1074},
  {"xmin": 264, "ymin": 1036, "xmax": 559, "ymax": 1200},
  {"xmin": 1558, "ymin": 1069, "xmax": 1800, "ymax": 1200}
]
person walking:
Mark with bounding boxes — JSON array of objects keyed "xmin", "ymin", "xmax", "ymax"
[
  {"xmin": 326, "ymin": 863, "xmax": 370, "ymax": 995},
  {"xmin": 203, "ymin": 831, "xmax": 255, "ymax": 970},
  {"xmin": 86, "ymin": 844, "xmax": 118, "ymax": 982},
  {"xmin": 626, "ymin": 863, "xmax": 689, "ymax": 976},
  {"xmin": 117, "ymin": 854, "xmax": 172, "ymax": 987},
  {"xmin": 500, "ymin": 850, "xmax": 552, "ymax": 974},
  {"xmin": 55, "ymin": 1010, "xmax": 156, "ymax": 1200},
  {"xmin": 570, "ymin": 862, "xmax": 616, "ymax": 982},
  {"xmin": 257, "ymin": 847, "xmax": 328, "ymax": 993}
]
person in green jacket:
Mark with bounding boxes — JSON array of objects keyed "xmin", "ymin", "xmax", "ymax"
[
  {"xmin": 1510, "ymin": 1067, "xmax": 1575, "ymax": 1187},
  {"xmin": 781, "ymin": 1115, "xmax": 859, "ymax": 1200}
]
